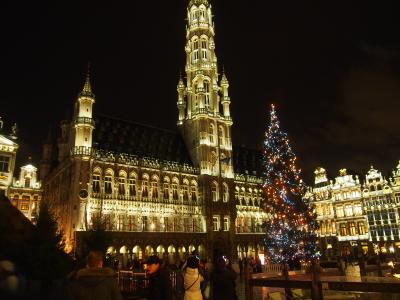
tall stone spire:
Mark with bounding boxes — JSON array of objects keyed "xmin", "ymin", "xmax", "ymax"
[
  {"xmin": 188, "ymin": 0, "xmax": 209, "ymax": 8},
  {"xmin": 178, "ymin": 0, "xmax": 233, "ymax": 178},
  {"xmin": 79, "ymin": 64, "xmax": 94, "ymax": 98},
  {"xmin": 73, "ymin": 66, "xmax": 95, "ymax": 156}
]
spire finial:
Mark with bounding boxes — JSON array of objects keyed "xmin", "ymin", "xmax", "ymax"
[
  {"xmin": 188, "ymin": 0, "xmax": 209, "ymax": 8},
  {"xmin": 79, "ymin": 62, "xmax": 94, "ymax": 98}
]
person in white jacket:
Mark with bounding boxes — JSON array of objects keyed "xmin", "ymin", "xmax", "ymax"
[{"xmin": 183, "ymin": 256, "xmax": 203, "ymax": 300}]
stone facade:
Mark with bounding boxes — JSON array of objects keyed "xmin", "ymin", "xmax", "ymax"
[
  {"xmin": 8, "ymin": 164, "xmax": 42, "ymax": 223},
  {"xmin": 305, "ymin": 163, "xmax": 400, "ymax": 258},
  {"xmin": 0, "ymin": 117, "xmax": 18, "ymax": 193},
  {"xmin": 42, "ymin": 0, "xmax": 269, "ymax": 262}
]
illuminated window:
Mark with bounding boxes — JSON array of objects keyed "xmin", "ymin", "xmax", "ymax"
[
  {"xmin": 358, "ymin": 222, "xmax": 366, "ymax": 235},
  {"xmin": 184, "ymin": 218, "xmax": 190, "ymax": 232},
  {"xmin": 218, "ymin": 126, "xmax": 224, "ymax": 146},
  {"xmin": 0, "ymin": 156, "xmax": 9, "ymax": 172},
  {"xmin": 223, "ymin": 217, "xmax": 229, "ymax": 231},
  {"xmin": 104, "ymin": 176, "xmax": 112, "ymax": 194},
  {"xmin": 340, "ymin": 223, "xmax": 347, "ymax": 236},
  {"xmin": 209, "ymin": 124, "xmax": 215, "ymax": 144},
  {"xmin": 105, "ymin": 214, "xmax": 112, "ymax": 230},
  {"xmin": 151, "ymin": 180, "xmax": 158, "ymax": 200},
  {"xmin": 92, "ymin": 174, "xmax": 100, "ymax": 193},
  {"xmin": 204, "ymin": 81, "xmax": 210, "ymax": 107},
  {"xmin": 142, "ymin": 178, "xmax": 148, "ymax": 198},
  {"xmin": 331, "ymin": 221, "xmax": 336, "ymax": 233},
  {"xmin": 192, "ymin": 40, "xmax": 199, "ymax": 62},
  {"xmin": 129, "ymin": 178, "xmax": 136, "ymax": 196},
  {"xmin": 118, "ymin": 215, "xmax": 125, "ymax": 231},
  {"xmin": 222, "ymin": 183, "xmax": 229, "ymax": 202},
  {"xmin": 349, "ymin": 222, "xmax": 356, "ymax": 236},
  {"xmin": 172, "ymin": 183, "xmax": 178, "ymax": 200},
  {"xmin": 336, "ymin": 206, "xmax": 344, "ymax": 218},
  {"xmin": 317, "ymin": 205, "xmax": 323, "ymax": 216},
  {"xmin": 20, "ymin": 202, "xmax": 29, "ymax": 211},
  {"xmin": 127, "ymin": 215, "xmax": 134, "ymax": 231},
  {"xmin": 353, "ymin": 203, "xmax": 362, "ymax": 216},
  {"xmin": 213, "ymin": 216, "xmax": 220, "ymax": 231},
  {"xmin": 182, "ymin": 184, "xmax": 189, "ymax": 202},
  {"xmin": 163, "ymin": 182, "xmax": 170, "ymax": 200},
  {"xmin": 191, "ymin": 185, "xmax": 197, "ymax": 202},
  {"xmin": 320, "ymin": 222, "xmax": 326, "ymax": 235},
  {"xmin": 118, "ymin": 177, "xmax": 126, "ymax": 195},
  {"xmin": 345, "ymin": 205, "xmax": 353, "ymax": 217},
  {"xmin": 211, "ymin": 182, "xmax": 218, "ymax": 202},
  {"xmin": 201, "ymin": 40, "xmax": 207, "ymax": 60}
]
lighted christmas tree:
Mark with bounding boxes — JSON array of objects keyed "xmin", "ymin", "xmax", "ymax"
[{"xmin": 262, "ymin": 104, "xmax": 318, "ymax": 265}]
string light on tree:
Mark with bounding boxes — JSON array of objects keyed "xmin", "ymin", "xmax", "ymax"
[{"xmin": 262, "ymin": 104, "xmax": 319, "ymax": 264}]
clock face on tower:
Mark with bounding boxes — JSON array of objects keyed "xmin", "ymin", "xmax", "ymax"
[{"xmin": 79, "ymin": 189, "xmax": 88, "ymax": 199}]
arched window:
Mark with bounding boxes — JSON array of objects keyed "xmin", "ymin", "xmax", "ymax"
[
  {"xmin": 172, "ymin": 178, "xmax": 179, "ymax": 200},
  {"xmin": 92, "ymin": 170, "xmax": 101, "ymax": 193},
  {"xmin": 211, "ymin": 182, "xmax": 218, "ymax": 202},
  {"xmin": 218, "ymin": 126, "xmax": 224, "ymax": 146},
  {"xmin": 204, "ymin": 81, "xmax": 210, "ymax": 107},
  {"xmin": 209, "ymin": 124, "xmax": 215, "ymax": 144},
  {"xmin": 190, "ymin": 181, "xmax": 197, "ymax": 202},
  {"xmin": 129, "ymin": 173, "xmax": 137, "ymax": 197},
  {"xmin": 222, "ymin": 183, "xmax": 229, "ymax": 202},
  {"xmin": 104, "ymin": 170, "xmax": 113, "ymax": 195},
  {"xmin": 118, "ymin": 172, "xmax": 127, "ymax": 195},
  {"xmin": 163, "ymin": 177, "xmax": 170, "ymax": 200},
  {"xmin": 142, "ymin": 175, "xmax": 149, "ymax": 198},
  {"xmin": 192, "ymin": 39, "xmax": 199, "ymax": 63},
  {"xmin": 183, "ymin": 180, "xmax": 189, "ymax": 202},
  {"xmin": 151, "ymin": 176, "xmax": 159, "ymax": 200},
  {"xmin": 201, "ymin": 39, "xmax": 207, "ymax": 60}
]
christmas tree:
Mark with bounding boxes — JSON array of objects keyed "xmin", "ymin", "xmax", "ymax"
[{"xmin": 262, "ymin": 104, "xmax": 318, "ymax": 265}]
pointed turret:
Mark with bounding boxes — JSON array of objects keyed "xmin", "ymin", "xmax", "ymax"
[
  {"xmin": 73, "ymin": 68, "xmax": 95, "ymax": 157},
  {"xmin": 188, "ymin": 0, "xmax": 209, "ymax": 8},
  {"xmin": 177, "ymin": 73, "xmax": 186, "ymax": 125},
  {"xmin": 220, "ymin": 69, "xmax": 231, "ymax": 118},
  {"xmin": 79, "ymin": 68, "xmax": 95, "ymax": 99}
]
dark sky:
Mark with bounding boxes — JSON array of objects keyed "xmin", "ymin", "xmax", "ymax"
[{"xmin": 1, "ymin": 0, "xmax": 399, "ymax": 183}]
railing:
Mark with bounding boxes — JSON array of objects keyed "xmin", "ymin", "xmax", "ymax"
[
  {"xmin": 246, "ymin": 262, "xmax": 400, "ymax": 300},
  {"xmin": 74, "ymin": 117, "xmax": 95, "ymax": 126},
  {"xmin": 118, "ymin": 270, "xmax": 180, "ymax": 298},
  {"xmin": 71, "ymin": 146, "xmax": 92, "ymax": 156}
]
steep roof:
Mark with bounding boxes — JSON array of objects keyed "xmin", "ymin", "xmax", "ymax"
[
  {"xmin": 92, "ymin": 115, "xmax": 193, "ymax": 165},
  {"xmin": 233, "ymin": 145, "xmax": 264, "ymax": 177}
]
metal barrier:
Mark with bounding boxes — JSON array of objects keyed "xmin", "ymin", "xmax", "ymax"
[{"xmin": 117, "ymin": 270, "xmax": 179, "ymax": 298}]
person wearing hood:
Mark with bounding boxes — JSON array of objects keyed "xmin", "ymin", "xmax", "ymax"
[
  {"xmin": 145, "ymin": 255, "xmax": 173, "ymax": 300},
  {"xmin": 68, "ymin": 251, "xmax": 122, "ymax": 300},
  {"xmin": 183, "ymin": 256, "xmax": 203, "ymax": 300}
]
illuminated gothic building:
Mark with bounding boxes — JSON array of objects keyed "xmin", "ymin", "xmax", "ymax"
[
  {"xmin": 363, "ymin": 164, "xmax": 400, "ymax": 255},
  {"xmin": 305, "ymin": 163, "xmax": 400, "ymax": 258},
  {"xmin": 0, "ymin": 117, "xmax": 18, "ymax": 193},
  {"xmin": 42, "ymin": 0, "xmax": 269, "ymax": 262},
  {"xmin": 8, "ymin": 163, "xmax": 42, "ymax": 223}
]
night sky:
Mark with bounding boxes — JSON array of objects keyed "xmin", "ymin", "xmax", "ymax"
[{"xmin": 2, "ymin": 0, "xmax": 399, "ymax": 183}]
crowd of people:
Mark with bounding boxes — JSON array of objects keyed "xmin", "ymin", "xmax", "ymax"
[
  {"xmin": 144, "ymin": 254, "xmax": 238, "ymax": 300},
  {"xmin": 42, "ymin": 251, "xmax": 240, "ymax": 300}
]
